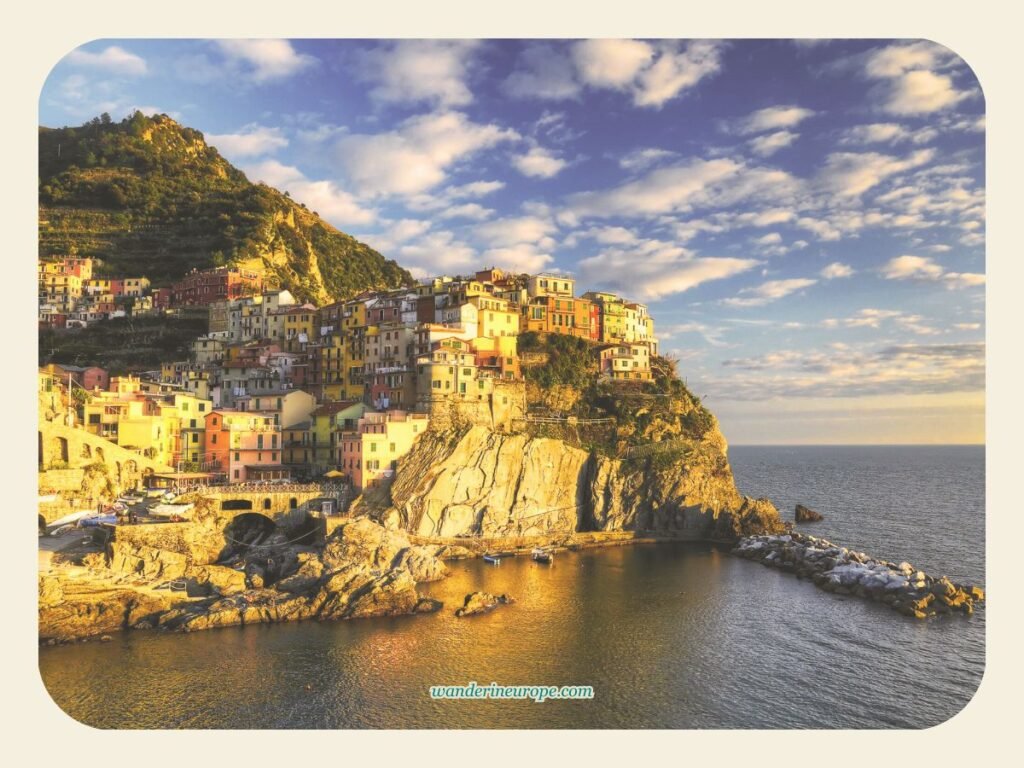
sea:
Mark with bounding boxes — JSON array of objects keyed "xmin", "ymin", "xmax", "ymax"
[{"xmin": 38, "ymin": 445, "xmax": 985, "ymax": 729}]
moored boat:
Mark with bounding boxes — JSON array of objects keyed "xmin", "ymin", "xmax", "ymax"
[
  {"xmin": 483, "ymin": 553, "xmax": 501, "ymax": 565},
  {"xmin": 531, "ymin": 547, "xmax": 554, "ymax": 564}
]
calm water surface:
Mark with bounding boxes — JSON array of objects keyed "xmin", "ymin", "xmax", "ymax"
[{"xmin": 39, "ymin": 446, "xmax": 984, "ymax": 729}]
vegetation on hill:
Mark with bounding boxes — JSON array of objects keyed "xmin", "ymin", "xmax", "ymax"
[
  {"xmin": 517, "ymin": 331, "xmax": 717, "ymax": 456},
  {"xmin": 39, "ymin": 315, "xmax": 208, "ymax": 373},
  {"xmin": 39, "ymin": 111, "xmax": 412, "ymax": 302}
]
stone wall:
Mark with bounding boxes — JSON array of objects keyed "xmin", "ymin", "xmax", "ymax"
[{"xmin": 424, "ymin": 380, "xmax": 527, "ymax": 432}]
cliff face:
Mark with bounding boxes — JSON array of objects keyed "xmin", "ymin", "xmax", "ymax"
[{"xmin": 365, "ymin": 423, "xmax": 783, "ymax": 542}]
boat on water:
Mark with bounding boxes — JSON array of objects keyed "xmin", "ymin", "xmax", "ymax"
[
  {"xmin": 483, "ymin": 554, "xmax": 501, "ymax": 565},
  {"xmin": 531, "ymin": 547, "xmax": 554, "ymax": 564}
]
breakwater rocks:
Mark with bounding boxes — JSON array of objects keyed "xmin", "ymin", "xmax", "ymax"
[{"xmin": 733, "ymin": 533, "xmax": 984, "ymax": 618}]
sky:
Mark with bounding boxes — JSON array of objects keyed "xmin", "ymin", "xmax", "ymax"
[{"xmin": 38, "ymin": 39, "xmax": 986, "ymax": 444}]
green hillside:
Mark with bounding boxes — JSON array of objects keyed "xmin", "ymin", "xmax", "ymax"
[{"xmin": 38, "ymin": 111, "xmax": 412, "ymax": 303}]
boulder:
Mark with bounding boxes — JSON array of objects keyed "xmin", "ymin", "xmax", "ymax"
[
  {"xmin": 396, "ymin": 545, "xmax": 448, "ymax": 582},
  {"xmin": 190, "ymin": 564, "xmax": 248, "ymax": 596},
  {"xmin": 795, "ymin": 504, "xmax": 824, "ymax": 523},
  {"xmin": 455, "ymin": 591, "xmax": 516, "ymax": 617}
]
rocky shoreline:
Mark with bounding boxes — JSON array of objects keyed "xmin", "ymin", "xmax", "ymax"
[
  {"xmin": 733, "ymin": 533, "xmax": 984, "ymax": 618},
  {"xmin": 39, "ymin": 498, "xmax": 786, "ymax": 644},
  {"xmin": 39, "ymin": 517, "xmax": 449, "ymax": 644}
]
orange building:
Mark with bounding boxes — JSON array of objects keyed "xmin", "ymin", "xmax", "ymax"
[
  {"xmin": 204, "ymin": 410, "xmax": 286, "ymax": 483},
  {"xmin": 523, "ymin": 295, "xmax": 594, "ymax": 338}
]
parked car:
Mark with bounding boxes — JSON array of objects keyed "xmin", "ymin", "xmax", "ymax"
[
  {"xmin": 146, "ymin": 488, "xmax": 167, "ymax": 499},
  {"xmin": 119, "ymin": 492, "xmax": 145, "ymax": 504},
  {"xmin": 162, "ymin": 492, "xmax": 177, "ymax": 502}
]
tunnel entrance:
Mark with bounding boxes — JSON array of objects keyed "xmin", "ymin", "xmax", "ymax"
[{"xmin": 223, "ymin": 512, "xmax": 277, "ymax": 552}]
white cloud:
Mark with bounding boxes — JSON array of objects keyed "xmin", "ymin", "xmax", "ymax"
[
  {"xmin": 880, "ymin": 254, "xmax": 945, "ymax": 280},
  {"xmin": 504, "ymin": 39, "xmax": 723, "ymax": 108},
  {"xmin": 632, "ymin": 40, "xmax": 726, "ymax": 108},
  {"xmin": 404, "ymin": 180, "xmax": 506, "ymax": 213},
  {"xmin": 943, "ymin": 272, "xmax": 986, "ymax": 289},
  {"xmin": 619, "ymin": 147, "xmax": 678, "ymax": 171},
  {"xmin": 820, "ymin": 262, "xmax": 855, "ymax": 279},
  {"xmin": 480, "ymin": 245, "xmax": 555, "ymax": 274},
  {"xmin": 389, "ymin": 230, "xmax": 478, "ymax": 278},
  {"xmin": 66, "ymin": 45, "xmax": 147, "ymax": 76},
  {"xmin": 206, "ymin": 124, "xmax": 288, "ymax": 158},
  {"xmin": 354, "ymin": 40, "xmax": 479, "ymax": 107},
  {"xmin": 860, "ymin": 42, "xmax": 973, "ymax": 116},
  {"xmin": 838, "ymin": 122, "xmax": 938, "ymax": 146},
  {"xmin": 816, "ymin": 148, "xmax": 935, "ymax": 197},
  {"xmin": 864, "ymin": 41, "xmax": 942, "ymax": 78},
  {"xmin": 579, "ymin": 245, "xmax": 760, "ymax": 302},
  {"xmin": 214, "ymin": 40, "xmax": 316, "ymax": 82},
  {"xmin": 567, "ymin": 158, "xmax": 742, "ymax": 218},
  {"xmin": 474, "ymin": 216, "xmax": 557, "ymax": 249},
  {"xmin": 733, "ymin": 105, "xmax": 815, "ymax": 135},
  {"xmin": 880, "ymin": 254, "xmax": 985, "ymax": 290},
  {"xmin": 723, "ymin": 277, "xmax": 817, "ymax": 307},
  {"xmin": 512, "ymin": 146, "xmax": 567, "ymax": 178},
  {"xmin": 438, "ymin": 203, "xmax": 494, "ymax": 221},
  {"xmin": 753, "ymin": 232, "xmax": 783, "ymax": 246},
  {"xmin": 503, "ymin": 43, "xmax": 582, "ymax": 100},
  {"xmin": 572, "ymin": 39, "xmax": 653, "ymax": 89},
  {"xmin": 243, "ymin": 159, "xmax": 376, "ymax": 226},
  {"xmin": 332, "ymin": 112, "xmax": 519, "ymax": 196},
  {"xmin": 880, "ymin": 69, "xmax": 971, "ymax": 116},
  {"xmin": 748, "ymin": 130, "xmax": 799, "ymax": 157}
]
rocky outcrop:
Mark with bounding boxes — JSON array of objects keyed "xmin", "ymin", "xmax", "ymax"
[
  {"xmin": 369, "ymin": 425, "xmax": 783, "ymax": 542},
  {"xmin": 795, "ymin": 504, "xmax": 824, "ymax": 523},
  {"xmin": 39, "ymin": 517, "xmax": 447, "ymax": 642},
  {"xmin": 733, "ymin": 533, "xmax": 985, "ymax": 619},
  {"xmin": 455, "ymin": 592, "xmax": 516, "ymax": 617}
]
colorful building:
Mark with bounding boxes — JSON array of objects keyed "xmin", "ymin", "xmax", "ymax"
[
  {"xmin": 339, "ymin": 410, "xmax": 429, "ymax": 491},
  {"xmin": 204, "ymin": 410, "xmax": 285, "ymax": 482}
]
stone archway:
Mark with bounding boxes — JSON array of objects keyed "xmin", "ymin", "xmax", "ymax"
[{"xmin": 223, "ymin": 512, "xmax": 278, "ymax": 553}]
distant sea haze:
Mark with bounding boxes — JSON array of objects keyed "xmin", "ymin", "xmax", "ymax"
[{"xmin": 39, "ymin": 445, "xmax": 984, "ymax": 728}]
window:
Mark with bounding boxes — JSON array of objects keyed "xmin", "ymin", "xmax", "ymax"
[
  {"xmin": 234, "ymin": 469, "xmax": 240, "ymax": 479},
  {"xmin": 191, "ymin": 433, "xmax": 198, "ymax": 443},
  {"xmin": 234, "ymin": 452, "xmax": 240, "ymax": 461},
  {"xmin": 212, "ymin": 434, "xmax": 218, "ymax": 444}
]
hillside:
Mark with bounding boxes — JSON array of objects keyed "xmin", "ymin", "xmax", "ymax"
[
  {"xmin": 517, "ymin": 331, "xmax": 717, "ymax": 456},
  {"xmin": 39, "ymin": 112, "xmax": 412, "ymax": 303}
]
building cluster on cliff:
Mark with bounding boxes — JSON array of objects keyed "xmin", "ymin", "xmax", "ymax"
[{"xmin": 39, "ymin": 260, "xmax": 660, "ymax": 493}]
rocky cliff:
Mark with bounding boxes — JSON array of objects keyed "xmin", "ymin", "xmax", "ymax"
[{"xmin": 360, "ymin": 420, "xmax": 784, "ymax": 542}]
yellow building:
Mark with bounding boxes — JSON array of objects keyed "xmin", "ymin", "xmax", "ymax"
[
  {"xmin": 339, "ymin": 410, "xmax": 430, "ymax": 491},
  {"xmin": 310, "ymin": 401, "xmax": 367, "ymax": 473},
  {"xmin": 597, "ymin": 343, "xmax": 653, "ymax": 381},
  {"xmin": 415, "ymin": 338, "xmax": 478, "ymax": 406},
  {"xmin": 469, "ymin": 295, "xmax": 520, "ymax": 339}
]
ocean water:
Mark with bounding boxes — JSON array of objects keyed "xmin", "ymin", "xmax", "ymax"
[{"xmin": 38, "ymin": 445, "xmax": 984, "ymax": 729}]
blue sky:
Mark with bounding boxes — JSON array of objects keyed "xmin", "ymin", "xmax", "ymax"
[{"xmin": 39, "ymin": 39, "xmax": 985, "ymax": 444}]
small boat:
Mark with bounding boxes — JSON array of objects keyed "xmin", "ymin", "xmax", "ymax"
[
  {"xmin": 482, "ymin": 553, "xmax": 501, "ymax": 565},
  {"xmin": 531, "ymin": 547, "xmax": 554, "ymax": 564},
  {"xmin": 169, "ymin": 579, "xmax": 188, "ymax": 592}
]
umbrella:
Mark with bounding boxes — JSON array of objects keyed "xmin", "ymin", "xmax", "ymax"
[{"xmin": 323, "ymin": 470, "xmax": 345, "ymax": 478}]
